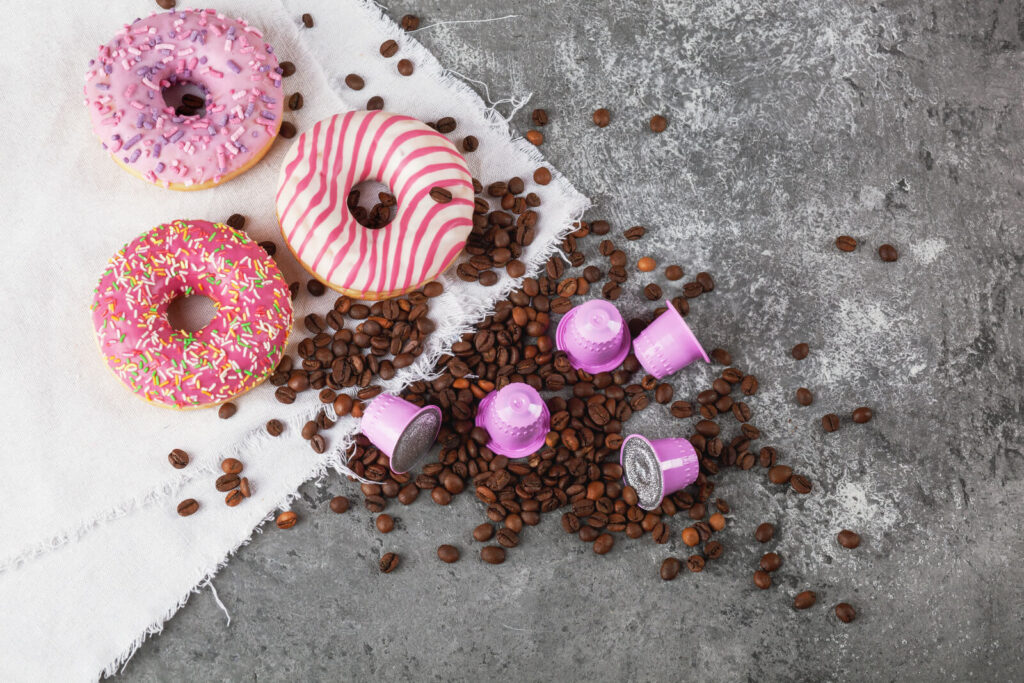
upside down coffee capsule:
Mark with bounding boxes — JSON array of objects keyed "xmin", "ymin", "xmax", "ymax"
[
  {"xmin": 360, "ymin": 393, "xmax": 442, "ymax": 474},
  {"xmin": 632, "ymin": 299, "xmax": 710, "ymax": 379},
  {"xmin": 474, "ymin": 382, "xmax": 550, "ymax": 458},
  {"xmin": 555, "ymin": 299, "xmax": 631, "ymax": 373},
  {"xmin": 618, "ymin": 434, "xmax": 700, "ymax": 510}
]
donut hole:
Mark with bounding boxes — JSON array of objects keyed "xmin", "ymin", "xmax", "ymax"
[
  {"xmin": 162, "ymin": 81, "xmax": 208, "ymax": 118},
  {"xmin": 348, "ymin": 180, "xmax": 396, "ymax": 229},
  {"xmin": 167, "ymin": 295, "xmax": 217, "ymax": 333}
]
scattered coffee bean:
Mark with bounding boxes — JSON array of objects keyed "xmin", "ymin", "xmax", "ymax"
[
  {"xmin": 649, "ymin": 115, "xmax": 668, "ymax": 132},
  {"xmin": 624, "ymin": 225, "xmax": 646, "ymax": 240},
  {"xmin": 795, "ymin": 387, "xmax": 813, "ymax": 406},
  {"xmin": 177, "ymin": 498, "xmax": 198, "ymax": 516},
  {"xmin": 437, "ymin": 545, "xmax": 460, "ymax": 563},
  {"xmin": 436, "ymin": 117, "xmax": 457, "ymax": 134},
  {"xmin": 345, "ymin": 73, "xmax": 365, "ymax": 90},
  {"xmin": 239, "ymin": 477, "xmax": 251, "ymax": 498},
  {"xmin": 380, "ymin": 39, "xmax": 399, "ymax": 58},
  {"xmin": 156, "ymin": 0, "xmax": 176, "ymax": 10},
  {"xmin": 592, "ymin": 108, "xmax": 611, "ymax": 127},
  {"xmin": 461, "ymin": 135, "xmax": 479, "ymax": 153},
  {"xmin": 367, "ymin": 95, "xmax": 384, "ymax": 110},
  {"xmin": 637, "ymin": 257, "xmax": 656, "ymax": 272},
  {"xmin": 836, "ymin": 235, "xmax": 857, "ymax": 252},
  {"xmin": 709, "ymin": 513, "xmax": 726, "ymax": 531},
  {"xmin": 168, "ymin": 449, "xmax": 189, "ymax": 469},
  {"xmin": 400, "ymin": 14, "xmax": 420, "ymax": 31},
  {"xmin": 740, "ymin": 375, "xmax": 759, "ymax": 395},
  {"xmin": 531, "ymin": 108, "xmax": 549, "ymax": 126},
  {"xmin": 768, "ymin": 466, "xmax": 792, "ymax": 485},
  {"xmin": 665, "ymin": 264, "xmax": 684, "ymax": 280},
  {"xmin": 533, "ymin": 167, "xmax": 551, "ymax": 185},
  {"xmin": 301, "ymin": 12, "xmax": 314, "ymax": 27},
  {"xmin": 835, "ymin": 603, "xmax": 856, "ymax": 623},
  {"xmin": 288, "ymin": 92, "xmax": 303, "ymax": 110},
  {"xmin": 686, "ymin": 555, "xmax": 705, "ymax": 572},
  {"xmin": 225, "ymin": 213, "xmax": 245, "ymax": 231},
  {"xmin": 376, "ymin": 514, "xmax": 395, "ymax": 533},
  {"xmin": 681, "ymin": 527, "xmax": 699, "ymax": 547},
  {"xmin": 280, "ymin": 61, "xmax": 296, "ymax": 77},
  {"xmin": 329, "ymin": 496, "xmax": 350, "ymax": 514},
  {"xmin": 643, "ymin": 283, "xmax": 663, "ymax": 301},
  {"xmin": 753, "ymin": 570, "xmax": 772, "ymax": 589},
  {"xmin": 310, "ymin": 433, "xmax": 327, "ymax": 453},
  {"xmin": 879, "ymin": 244, "xmax": 899, "ymax": 262},
  {"xmin": 266, "ymin": 419, "xmax": 284, "ymax": 436},
  {"xmin": 397, "ymin": 59, "xmax": 414, "ymax": 76},
  {"xmin": 525, "ymin": 130, "xmax": 544, "ymax": 146},
  {"xmin": 215, "ymin": 473, "xmax": 241, "ymax": 492},
  {"xmin": 792, "ymin": 343, "xmax": 809, "ymax": 360},
  {"xmin": 280, "ymin": 121, "xmax": 297, "ymax": 139},
  {"xmin": 259, "ymin": 241, "xmax": 277, "ymax": 256},
  {"xmin": 379, "ymin": 551, "xmax": 399, "ymax": 573},
  {"xmin": 755, "ymin": 522, "xmax": 775, "ymax": 543},
  {"xmin": 225, "ymin": 489, "xmax": 244, "ymax": 507},
  {"xmin": 307, "ymin": 279, "xmax": 326, "ymax": 296},
  {"xmin": 221, "ymin": 458, "xmax": 243, "ymax": 474},
  {"xmin": 760, "ymin": 552, "xmax": 782, "ymax": 572},
  {"xmin": 473, "ymin": 523, "xmax": 495, "ymax": 542},
  {"xmin": 852, "ymin": 406, "xmax": 873, "ymax": 423},
  {"xmin": 837, "ymin": 529, "xmax": 861, "ymax": 549},
  {"xmin": 430, "ymin": 187, "xmax": 453, "ymax": 204},
  {"xmin": 791, "ymin": 474, "xmax": 812, "ymax": 494},
  {"xmin": 481, "ymin": 546, "xmax": 506, "ymax": 564},
  {"xmin": 660, "ymin": 557, "xmax": 681, "ymax": 580},
  {"xmin": 822, "ymin": 413, "xmax": 840, "ymax": 433},
  {"xmin": 794, "ymin": 590, "xmax": 816, "ymax": 609},
  {"xmin": 590, "ymin": 220, "xmax": 610, "ymax": 235},
  {"xmin": 710, "ymin": 348, "xmax": 732, "ymax": 365}
]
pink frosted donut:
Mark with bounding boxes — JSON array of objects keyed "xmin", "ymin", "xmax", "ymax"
[
  {"xmin": 276, "ymin": 111, "xmax": 475, "ymax": 300},
  {"xmin": 91, "ymin": 220, "xmax": 293, "ymax": 409},
  {"xmin": 83, "ymin": 8, "xmax": 284, "ymax": 190}
]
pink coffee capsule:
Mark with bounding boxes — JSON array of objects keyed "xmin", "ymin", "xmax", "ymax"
[
  {"xmin": 632, "ymin": 299, "xmax": 709, "ymax": 379},
  {"xmin": 619, "ymin": 434, "xmax": 699, "ymax": 510},
  {"xmin": 360, "ymin": 393, "xmax": 442, "ymax": 474},
  {"xmin": 555, "ymin": 299, "xmax": 631, "ymax": 373},
  {"xmin": 475, "ymin": 382, "xmax": 550, "ymax": 459}
]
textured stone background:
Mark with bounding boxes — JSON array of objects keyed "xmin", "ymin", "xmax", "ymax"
[{"xmin": 120, "ymin": 0, "xmax": 1024, "ymax": 680}]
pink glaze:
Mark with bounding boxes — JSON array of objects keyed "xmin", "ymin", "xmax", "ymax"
[
  {"xmin": 276, "ymin": 111, "xmax": 475, "ymax": 299},
  {"xmin": 91, "ymin": 220, "xmax": 293, "ymax": 408},
  {"xmin": 83, "ymin": 8, "xmax": 283, "ymax": 189}
]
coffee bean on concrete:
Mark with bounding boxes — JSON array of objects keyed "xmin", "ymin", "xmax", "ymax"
[
  {"xmin": 481, "ymin": 546, "xmax": 506, "ymax": 564},
  {"xmin": 791, "ymin": 343, "xmax": 809, "ymax": 360},
  {"xmin": 822, "ymin": 413, "xmax": 840, "ymax": 432},
  {"xmin": 437, "ymin": 545, "xmax": 460, "ymax": 563},
  {"xmin": 276, "ymin": 511, "xmax": 298, "ymax": 529},
  {"xmin": 837, "ymin": 529, "xmax": 861, "ymax": 549},
  {"xmin": 796, "ymin": 387, "xmax": 813, "ymax": 406},
  {"xmin": 330, "ymin": 496, "xmax": 350, "ymax": 514},
  {"xmin": 794, "ymin": 591, "xmax": 817, "ymax": 609},
  {"xmin": 379, "ymin": 552, "xmax": 399, "ymax": 573},
  {"xmin": 852, "ymin": 406, "xmax": 873, "ymax": 423},
  {"xmin": 755, "ymin": 522, "xmax": 775, "ymax": 542},
  {"xmin": 878, "ymin": 244, "xmax": 899, "ymax": 262},
  {"xmin": 836, "ymin": 235, "xmax": 857, "ymax": 252},
  {"xmin": 835, "ymin": 603, "xmax": 857, "ymax": 623},
  {"xmin": 754, "ymin": 570, "xmax": 772, "ymax": 589}
]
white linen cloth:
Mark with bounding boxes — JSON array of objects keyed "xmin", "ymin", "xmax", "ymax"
[{"xmin": 0, "ymin": 1, "xmax": 588, "ymax": 679}]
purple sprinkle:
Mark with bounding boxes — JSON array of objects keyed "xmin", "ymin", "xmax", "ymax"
[
  {"xmin": 101, "ymin": 142, "xmax": 108, "ymax": 150},
  {"xmin": 143, "ymin": 121, "xmax": 154, "ymax": 130},
  {"xmin": 259, "ymin": 110, "xmax": 276, "ymax": 121},
  {"xmin": 155, "ymin": 162, "xmax": 166, "ymax": 173},
  {"xmin": 261, "ymin": 65, "xmax": 272, "ymax": 74},
  {"xmin": 88, "ymin": 59, "xmax": 95, "ymax": 66},
  {"xmin": 96, "ymin": 83, "xmax": 110, "ymax": 91},
  {"xmin": 169, "ymin": 129, "xmax": 185, "ymax": 143},
  {"xmin": 189, "ymin": 30, "xmax": 198, "ymax": 42},
  {"xmin": 226, "ymin": 59, "xmax": 241, "ymax": 74},
  {"xmin": 267, "ymin": 46, "xmax": 275, "ymax": 54},
  {"xmin": 124, "ymin": 134, "xmax": 142, "ymax": 150},
  {"xmin": 238, "ymin": 143, "xmax": 249, "ymax": 152},
  {"xmin": 216, "ymin": 114, "xmax": 229, "ymax": 127},
  {"xmin": 199, "ymin": 56, "xmax": 208, "ymax": 65},
  {"xmin": 111, "ymin": 134, "xmax": 122, "ymax": 141},
  {"xmin": 244, "ymin": 101, "xmax": 255, "ymax": 118},
  {"xmin": 128, "ymin": 148, "xmax": 141, "ymax": 163},
  {"xmin": 135, "ymin": 113, "xmax": 145, "ymax": 128},
  {"xmin": 227, "ymin": 26, "xmax": 237, "ymax": 40},
  {"xmin": 259, "ymin": 94, "xmax": 276, "ymax": 103},
  {"xmin": 182, "ymin": 69, "xmax": 192, "ymax": 79},
  {"xmin": 207, "ymin": 125, "xmax": 217, "ymax": 135},
  {"xmin": 154, "ymin": 143, "xmax": 162, "ymax": 157}
]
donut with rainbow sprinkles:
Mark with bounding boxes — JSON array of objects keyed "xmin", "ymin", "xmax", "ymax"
[{"xmin": 91, "ymin": 220, "xmax": 293, "ymax": 409}]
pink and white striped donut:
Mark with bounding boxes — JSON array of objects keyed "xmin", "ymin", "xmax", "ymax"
[{"xmin": 276, "ymin": 111, "xmax": 474, "ymax": 300}]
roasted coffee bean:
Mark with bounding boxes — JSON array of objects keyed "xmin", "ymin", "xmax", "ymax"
[
  {"xmin": 768, "ymin": 466, "xmax": 792, "ymax": 484},
  {"xmin": 755, "ymin": 522, "xmax": 775, "ymax": 542},
  {"xmin": 345, "ymin": 73, "xmax": 365, "ymax": 90},
  {"xmin": 221, "ymin": 458, "xmax": 243, "ymax": 474},
  {"xmin": 215, "ymin": 473, "xmax": 240, "ymax": 492},
  {"xmin": 758, "ymin": 446, "xmax": 778, "ymax": 468},
  {"xmin": 367, "ymin": 95, "xmax": 384, "ymax": 110},
  {"xmin": 760, "ymin": 552, "xmax": 782, "ymax": 572},
  {"xmin": 436, "ymin": 116, "xmax": 457, "ymax": 134},
  {"xmin": 590, "ymin": 220, "xmax": 611, "ymax": 235},
  {"xmin": 177, "ymin": 498, "xmax": 199, "ymax": 516},
  {"xmin": 271, "ymin": 511, "xmax": 296, "ymax": 530},
  {"xmin": 879, "ymin": 244, "xmax": 899, "ymax": 262},
  {"xmin": 280, "ymin": 61, "xmax": 296, "ymax": 77},
  {"xmin": 310, "ymin": 434, "xmax": 327, "ymax": 454},
  {"xmin": 397, "ymin": 484, "xmax": 419, "ymax": 505},
  {"xmin": 330, "ymin": 496, "xmax": 350, "ymax": 513},
  {"xmin": 431, "ymin": 487, "xmax": 453, "ymax": 506},
  {"xmin": 794, "ymin": 591, "xmax": 817, "ymax": 609},
  {"xmin": 526, "ymin": 130, "xmax": 544, "ymax": 146},
  {"xmin": 649, "ymin": 114, "xmax": 668, "ymax": 132},
  {"xmin": 704, "ymin": 540, "xmax": 723, "ymax": 560},
  {"xmin": 156, "ymin": 0, "xmax": 176, "ymax": 9},
  {"xmin": 709, "ymin": 348, "xmax": 731, "ymax": 366},
  {"xmin": 397, "ymin": 59, "xmax": 414, "ymax": 76},
  {"xmin": 497, "ymin": 528, "xmax": 520, "ymax": 548},
  {"xmin": 686, "ymin": 555, "xmax": 705, "ymax": 572},
  {"xmin": 792, "ymin": 343, "xmax": 809, "ymax": 360},
  {"xmin": 837, "ymin": 529, "xmax": 861, "ymax": 549},
  {"xmin": 753, "ymin": 570, "xmax": 772, "ymax": 590},
  {"xmin": 168, "ymin": 449, "xmax": 189, "ymax": 469},
  {"xmin": 836, "ymin": 235, "xmax": 857, "ymax": 252},
  {"xmin": 670, "ymin": 401, "xmax": 693, "ymax": 418},
  {"xmin": 301, "ymin": 421, "xmax": 318, "ymax": 440},
  {"xmin": 592, "ymin": 108, "xmax": 611, "ymax": 127},
  {"xmin": 380, "ymin": 39, "xmax": 399, "ymax": 57},
  {"xmin": 531, "ymin": 108, "xmax": 549, "ymax": 126},
  {"xmin": 624, "ymin": 225, "xmax": 646, "ymax": 241},
  {"xmin": 790, "ymin": 474, "xmax": 812, "ymax": 494},
  {"xmin": 376, "ymin": 514, "xmax": 395, "ymax": 533},
  {"xmin": 430, "ymin": 187, "xmax": 452, "ymax": 204},
  {"xmin": 288, "ymin": 92, "xmax": 304, "ymax": 110},
  {"xmin": 695, "ymin": 420, "xmax": 720, "ymax": 437},
  {"xmin": 796, "ymin": 387, "xmax": 813, "ymax": 406},
  {"xmin": 835, "ymin": 603, "xmax": 857, "ymax": 623},
  {"xmin": 660, "ymin": 557, "xmax": 681, "ymax": 580},
  {"xmin": 364, "ymin": 494, "xmax": 386, "ymax": 512},
  {"xmin": 259, "ymin": 240, "xmax": 277, "ymax": 256},
  {"xmin": 682, "ymin": 281, "xmax": 703, "ymax": 298},
  {"xmin": 306, "ymin": 279, "xmax": 326, "ymax": 297},
  {"xmin": 301, "ymin": 12, "xmax": 314, "ymax": 27},
  {"xmin": 437, "ymin": 545, "xmax": 460, "ymax": 563},
  {"xmin": 400, "ymin": 14, "xmax": 419, "ymax": 30},
  {"xmin": 822, "ymin": 413, "xmax": 840, "ymax": 432},
  {"xmin": 852, "ymin": 406, "xmax": 873, "ymax": 423},
  {"xmin": 239, "ymin": 477, "xmax": 251, "ymax": 498},
  {"xmin": 379, "ymin": 552, "xmax": 400, "ymax": 573},
  {"xmin": 225, "ymin": 489, "xmax": 244, "ymax": 507},
  {"xmin": 651, "ymin": 522, "xmax": 670, "ymax": 544},
  {"xmin": 266, "ymin": 419, "xmax": 284, "ymax": 436},
  {"xmin": 462, "ymin": 135, "xmax": 479, "ymax": 152},
  {"xmin": 731, "ymin": 402, "xmax": 752, "ymax": 422},
  {"xmin": 643, "ymin": 283, "xmax": 663, "ymax": 300},
  {"xmin": 740, "ymin": 375, "xmax": 759, "ymax": 395},
  {"xmin": 280, "ymin": 121, "xmax": 297, "ymax": 139},
  {"xmin": 218, "ymin": 402, "xmax": 237, "ymax": 419},
  {"xmin": 481, "ymin": 546, "xmax": 506, "ymax": 564},
  {"xmin": 654, "ymin": 383, "xmax": 673, "ymax": 404},
  {"xmin": 473, "ymin": 523, "xmax": 495, "ymax": 542},
  {"xmin": 593, "ymin": 533, "xmax": 614, "ymax": 555},
  {"xmin": 225, "ymin": 213, "xmax": 245, "ymax": 230}
]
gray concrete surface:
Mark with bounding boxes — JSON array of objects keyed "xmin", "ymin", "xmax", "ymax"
[{"xmin": 119, "ymin": 0, "xmax": 1024, "ymax": 680}]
